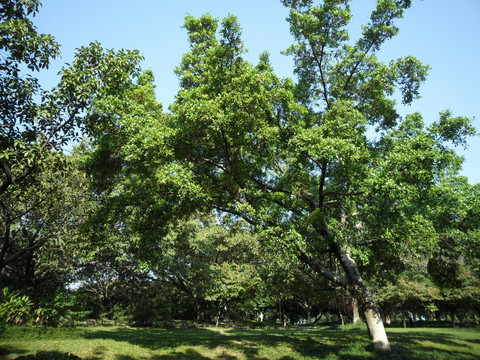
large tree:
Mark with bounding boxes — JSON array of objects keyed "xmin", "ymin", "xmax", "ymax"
[
  {"xmin": 169, "ymin": 2, "xmax": 475, "ymax": 351},
  {"xmin": 1, "ymin": 0, "xmax": 59, "ymax": 289},
  {"xmin": 0, "ymin": 0, "xmax": 144, "ymax": 292}
]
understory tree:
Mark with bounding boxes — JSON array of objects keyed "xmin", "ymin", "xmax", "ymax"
[
  {"xmin": 169, "ymin": 1, "xmax": 475, "ymax": 351},
  {"xmin": 147, "ymin": 214, "xmax": 263, "ymax": 323}
]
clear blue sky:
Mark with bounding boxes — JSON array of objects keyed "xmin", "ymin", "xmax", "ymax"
[{"xmin": 33, "ymin": 0, "xmax": 479, "ymax": 184}]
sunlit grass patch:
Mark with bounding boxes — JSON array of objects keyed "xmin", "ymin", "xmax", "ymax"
[{"xmin": 1, "ymin": 324, "xmax": 479, "ymax": 359}]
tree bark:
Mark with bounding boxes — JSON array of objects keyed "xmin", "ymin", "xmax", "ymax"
[
  {"xmin": 299, "ymin": 216, "xmax": 391, "ymax": 351},
  {"xmin": 194, "ymin": 297, "xmax": 207, "ymax": 322},
  {"xmin": 450, "ymin": 309, "xmax": 456, "ymax": 328},
  {"xmin": 364, "ymin": 308, "xmax": 390, "ymax": 351},
  {"xmin": 330, "ymin": 242, "xmax": 391, "ymax": 351},
  {"xmin": 351, "ymin": 297, "xmax": 360, "ymax": 324},
  {"xmin": 299, "ymin": 243, "xmax": 391, "ymax": 350}
]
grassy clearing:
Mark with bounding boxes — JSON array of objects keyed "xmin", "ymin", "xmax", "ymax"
[{"xmin": 1, "ymin": 324, "xmax": 479, "ymax": 359}]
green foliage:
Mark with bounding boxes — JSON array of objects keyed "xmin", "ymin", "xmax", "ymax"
[
  {"xmin": 0, "ymin": 150, "xmax": 93, "ymax": 302},
  {"xmin": 378, "ymin": 272, "xmax": 441, "ymax": 310},
  {"xmin": 425, "ymin": 302, "xmax": 438, "ymax": 315},
  {"xmin": 429, "ymin": 110, "xmax": 477, "ymax": 148},
  {"xmin": 0, "ymin": 287, "xmax": 33, "ymax": 325},
  {"xmin": 0, "ymin": 0, "xmax": 144, "ymax": 297},
  {"xmin": 34, "ymin": 291, "xmax": 91, "ymax": 326},
  {"xmin": 145, "ymin": 213, "xmax": 263, "ymax": 320}
]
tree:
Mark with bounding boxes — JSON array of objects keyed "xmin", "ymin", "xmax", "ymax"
[
  {"xmin": 0, "ymin": 0, "xmax": 143, "ymax": 295},
  {"xmin": 425, "ymin": 176, "xmax": 480, "ymax": 326},
  {"xmin": 169, "ymin": 3, "xmax": 475, "ymax": 351},
  {"xmin": 82, "ymin": 65, "xmax": 207, "ymax": 255},
  {"xmin": 1, "ymin": 0, "xmax": 60, "ymax": 290},
  {"xmin": 143, "ymin": 213, "xmax": 263, "ymax": 323},
  {"xmin": 2, "ymin": 151, "xmax": 91, "ymax": 297},
  {"xmin": 378, "ymin": 271, "xmax": 441, "ymax": 326}
]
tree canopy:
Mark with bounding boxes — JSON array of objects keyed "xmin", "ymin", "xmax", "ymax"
[
  {"xmin": 0, "ymin": 0, "xmax": 478, "ymax": 354},
  {"xmin": 167, "ymin": 1, "xmax": 476, "ymax": 350}
]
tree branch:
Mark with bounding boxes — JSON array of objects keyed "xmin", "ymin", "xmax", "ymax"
[
  {"xmin": 296, "ymin": 247, "xmax": 348, "ymax": 287},
  {"xmin": 4, "ymin": 242, "xmax": 43, "ymax": 266},
  {"xmin": 308, "ymin": 38, "xmax": 330, "ymax": 108}
]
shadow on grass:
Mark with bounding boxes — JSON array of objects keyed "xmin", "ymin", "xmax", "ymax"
[
  {"xmin": 0, "ymin": 345, "xmax": 28, "ymax": 359},
  {"xmin": 77, "ymin": 325, "xmax": 396, "ymax": 359},
  {"xmin": 385, "ymin": 328, "xmax": 480, "ymax": 360},
  {"xmin": 8, "ymin": 351, "xmax": 81, "ymax": 359},
  {"xmin": 3, "ymin": 325, "xmax": 479, "ymax": 359}
]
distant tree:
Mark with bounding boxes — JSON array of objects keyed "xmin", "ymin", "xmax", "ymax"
[
  {"xmin": 424, "ymin": 177, "xmax": 480, "ymax": 326},
  {"xmin": 378, "ymin": 271, "xmax": 441, "ymax": 326},
  {"xmin": 143, "ymin": 213, "xmax": 263, "ymax": 323}
]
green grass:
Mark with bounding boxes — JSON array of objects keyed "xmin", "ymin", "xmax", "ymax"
[{"xmin": 1, "ymin": 324, "xmax": 479, "ymax": 359}]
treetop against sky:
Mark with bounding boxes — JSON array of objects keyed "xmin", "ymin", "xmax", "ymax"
[{"xmin": 33, "ymin": 0, "xmax": 479, "ymax": 184}]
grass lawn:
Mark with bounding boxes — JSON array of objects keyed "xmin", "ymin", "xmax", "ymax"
[{"xmin": 1, "ymin": 324, "xmax": 479, "ymax": 359}]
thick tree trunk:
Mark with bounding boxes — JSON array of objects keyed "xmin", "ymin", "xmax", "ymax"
[
  {"xmin": 298, "ymin": 245, "xmax": 391, "ymax": 351},
  {"xmin": 351, "ymin": 281, "xmax": 390, "ymax": 351},
  {"xmin": 364, "ymin": 308, "xmax": 390, "ymax": 351},
  {"xmin": 330, "ymin": 242, "xmax": 391, "ymax": 351}
]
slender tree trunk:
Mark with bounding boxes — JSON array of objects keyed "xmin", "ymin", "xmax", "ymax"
[
  {"xmin": 278, "ymin": 299, "xmax": 283, "ymax": 326},
  {"xmin": 351, "ymin": 297, "xmax": 360, "ymax": 324},
  {"xmin": 384, "ymin": 313, "xmax": 391, "ymax": 326},
  {"xmin": 450, "ymin": 310, "xmax": 456, "ymax": 328},
  {"xmin": 0, "ymin": 272, "xmax": 3, "ymax": 302},
  {"xmin": 216, "ymin": 309, "xmax": 221, "ymax": 326},
  {"xmin": 194, "ymin": 297, "xmax": 207, "ymax": 322}
]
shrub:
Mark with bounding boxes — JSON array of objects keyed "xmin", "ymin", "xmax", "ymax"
[{"xmin": 0, "ymin": 287, "xmax": 33, "ymax": 325}]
